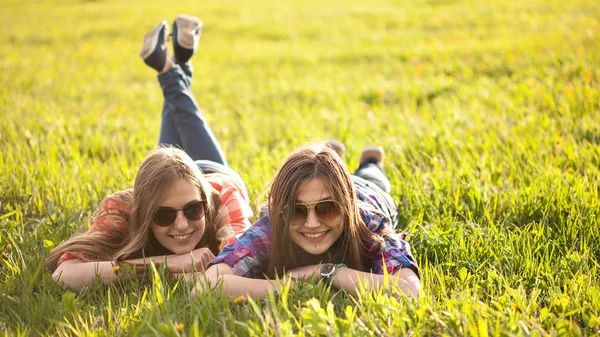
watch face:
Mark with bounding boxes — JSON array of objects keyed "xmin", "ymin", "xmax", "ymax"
[{"xmin": 320, "ymin": 263, "xmax": 335, "ymax": 277}]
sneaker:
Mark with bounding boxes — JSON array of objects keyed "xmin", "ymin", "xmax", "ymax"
[
  {"xmin": 359, "ymin": 146, "xmax": 384, "ymax": 167},
  {"xmin": 325, "ymin": 140, "xmax": 346, "ymax": 157},
  {"xmin": 140, "ymin": 20, "xmax": 169, "ymax": 72},
  {"xmin": 172, "ymin": 14, "xmax": 203, "ymax": 64}
]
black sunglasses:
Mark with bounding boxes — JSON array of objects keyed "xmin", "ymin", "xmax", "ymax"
[
  {"xmin": 291, "ymin": 200, "xmax": 342, "ymax": 225},
  {"xmin": 153, "ymin": 200, "xmax": 205, "ymax": 227}
]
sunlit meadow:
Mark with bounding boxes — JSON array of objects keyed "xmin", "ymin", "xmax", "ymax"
[{"xmin": 1, "ymin": 0, "xmax": 599, "ymax": 335}]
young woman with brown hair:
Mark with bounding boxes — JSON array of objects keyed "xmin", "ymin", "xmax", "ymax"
[
  {"xmin": 46, "ymin": 15, "xmax": 253, "ymax": 289},
  {"xmin": 193, "ymin": 143, "xmax": 420, "ymax": 299}
]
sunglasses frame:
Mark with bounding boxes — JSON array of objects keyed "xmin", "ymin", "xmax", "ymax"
[
  {"xmin": 153, "ymin": 200, "xmax": 206, "ymax": 227},
  {"xmin": 289, "ymin": 200, "xmax": 343, "ymax": 225}
]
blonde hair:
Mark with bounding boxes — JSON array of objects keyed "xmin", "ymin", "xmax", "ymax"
[
  {"xmin": 46, "ymin": 148, "xmax": 222, "ymax": 271},
  {"xmin": 266, "ymin": 143, "xmax": 385, "ymax": 277}
]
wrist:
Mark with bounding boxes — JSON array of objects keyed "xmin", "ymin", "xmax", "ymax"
[
  {"xmin": 112, "ymin": 261, "xmax": 148, "ymax": 279},
  {"xmin": 319, "ymin": 263, "xmax": 347, "ymax": 285}
]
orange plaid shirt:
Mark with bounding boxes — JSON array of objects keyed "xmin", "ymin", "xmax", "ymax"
[{"xmin": 57, "ymin": 173, "xmax": 253, "ymax": 266}]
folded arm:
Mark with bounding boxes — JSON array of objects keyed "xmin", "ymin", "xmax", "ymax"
[
  {"xmin": 192, "ymin": 263, "xmax": 285, "ymax": 299},
  {"xmin": 284, "ymin": 264, "xmax": 420, "ymax": 297},
  {"xmin": 52, "ymin": 248, "xmax": 215, "ymax": 289},
  {"xmin": 332, "ymin": 266, "xmax": 420, "ymax": 297}
]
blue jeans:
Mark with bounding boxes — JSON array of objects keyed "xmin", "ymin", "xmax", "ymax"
[
  {"xmin": 157, "ymin": 64, "xmax": 248, "ymax": 198},
  {"xmin": 352, "ymin": 160, "xmax": 399, "ymax": 229}
]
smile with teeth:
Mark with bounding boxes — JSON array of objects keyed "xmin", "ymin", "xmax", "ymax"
[
  {"xmin": 170, "ymin": 231, "xmax": 194, "ymax": 240},
  {"xmin": 302, "ymin": 231, "xmax": 329, "ymax": 239}
]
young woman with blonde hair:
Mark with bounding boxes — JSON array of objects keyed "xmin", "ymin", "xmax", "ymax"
[
  {"xmin": 194, "ymin": 143, "xmax": 420, "ymax": 299},
  {"xmin": 46, "ymin": 15, "xmax": 253, "ymax": 289}
]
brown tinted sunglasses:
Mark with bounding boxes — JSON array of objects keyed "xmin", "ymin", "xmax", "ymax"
[
  {"xmin": 291, "ymin": 200, "xmax": 342, "ymax": 225},
  {"xmin": 153, "ymin": 200, "xmax": 205, "ymax": 227}
]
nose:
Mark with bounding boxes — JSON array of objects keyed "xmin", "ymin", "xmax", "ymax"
[
  {"xmin": 304, "ymin": 208, "xmax": 320, "ymax": 228},
  {"xmin": 172, "ymin": 210, "xmax": 188, "ymax": 230}
]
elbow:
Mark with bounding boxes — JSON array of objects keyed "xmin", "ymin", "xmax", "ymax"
[
  {"xmin": 191, "ymin": 266, "xmax": 222, "ymax": 299},
  {"xmin": 191, "ymin": 263, "xmax": 235, "ymax": 298},
  {"xmin": 395, "ymin": 268, "xmax": 421, "ymax": 298},
  {"xmin": 51, "ymin": 266, "xmax": 83, "ymax": 290},
  {"xmin": 190, "ymin": 278, "xmax": 208, "ymax": 299},
  {"xmin": 51, "ymin": 266, "xmax": 67, "ymax": 285},
  {"xmin": 404, "ymin": 281, "xmax": 421, "ymax": 298},
  {"xmin": 51, "ymin": 267, "xmax": 71, "ymax": 288}
]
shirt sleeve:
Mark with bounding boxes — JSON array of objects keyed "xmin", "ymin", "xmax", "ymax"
[
  {"xmin": 56, "ymin": 194, "xmax": 131, "ymax": 266},
  {"xmin": 208, "ymin": 215, "xmax": 273, "ymax": 278},
  {"xmin": 362, "ymin": 210, "xmax": 420, "ymax": 278},
  {"xmin": 212, "ymin": 179, "xmax": 254, "ymax": 246}
]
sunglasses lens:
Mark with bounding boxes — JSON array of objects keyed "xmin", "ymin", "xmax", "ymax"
[
  {"xmin": 154, "ymin": 209, "xmax": 177, "ymax": 227},
  {"xmin": 290, "ymin": 201, "xmax": 341, "ymax": 224},
  {"xmin": 314, "ymin": 201, "xmax": 341, "ymax": 221},
  {"xmin": 292, "ymin": 204, "xmax": 310, "ymax": 224},
  {"xmin": 153, "ymin": 201, "xmax": 205, "ymax": 227},
  {"xmin": 183, "ymin": 201, "xmax": 204, "ymax": 221}
]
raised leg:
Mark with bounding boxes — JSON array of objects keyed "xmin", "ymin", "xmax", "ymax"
[
  {"xmin": 158, "ymin": 65, "xmax": 227, "ymax": 165},
  {"xmin": 158, "ymin": 100, "xmax": 182, "ymax": 148}
]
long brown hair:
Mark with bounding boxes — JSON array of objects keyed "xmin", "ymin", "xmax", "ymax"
[
  {"xmin": 46, "ymin": 148, "xmax": 222, "ymax": 271},
  {"xmin": 266, "ymin": 143, "xmax": 385, "ymax": 277}
]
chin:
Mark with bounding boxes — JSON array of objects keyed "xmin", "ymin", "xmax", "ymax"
[
  {"xmin": 172, "ymin": 244, "xmax": 198, "ymax": 254},
  {"xmin": 295, "ymin": 242, "xmax": 330, "ymax": 256}
]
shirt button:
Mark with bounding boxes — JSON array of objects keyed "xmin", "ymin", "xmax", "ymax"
[{"xmin": 241, "ymin": 248, "xmax": 248, "ymax": 254}]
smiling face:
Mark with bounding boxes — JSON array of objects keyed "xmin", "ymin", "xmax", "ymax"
[
  {"xmin": 151, "ymin": 179, "xmax": 206, "ymax": 254},
  {"xmin": 289, "ymin": 178, "xmax": 344, "ymax": 255}
]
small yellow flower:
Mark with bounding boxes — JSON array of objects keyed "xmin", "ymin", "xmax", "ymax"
[
  {"xmin": 114, "ymin": 106, "xmax": 122, "ymax": 113},
  {"xmin": 566, "ymin": 167, "xmax": 574, "ymax": 174},
  {"xmin": 584, "ymin": 69, "xmax": 592, "ymax": 84},
  {"xmin": 233, "ymin": 295, "xmax": 247, "ymax": 304},
  {"xmin": 112, "ymin": 265, "xmax": 120, "ymax": 272},
  {"xmin": 584, "ymin": 88, "xmax": 595, "ymax": 100},
  {"xmin": 175, "ymin": 324, "xmax": 184, "ymax": 332}
]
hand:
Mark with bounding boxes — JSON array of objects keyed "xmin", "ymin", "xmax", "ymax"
[
  {"xmin": 165, "ymin": 248, "xmax": 216, "ymax": 274},
  {"xmin": 286, "ymin": 264, "xmax": 320, "ymax": 281}
]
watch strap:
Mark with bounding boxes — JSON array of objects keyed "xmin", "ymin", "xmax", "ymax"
[{"xmin": 321, "ymin": 263, "xmax": 347, "ymax": 285}]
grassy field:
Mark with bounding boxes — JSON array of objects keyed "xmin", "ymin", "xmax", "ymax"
[{"xmin": 1, "ymin": 0, "xmax": 599, "ymax": 335}]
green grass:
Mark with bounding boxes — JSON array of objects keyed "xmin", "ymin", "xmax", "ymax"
[{"xmin": 1, "ymin": 0, "xmax": 599, "ymax": 335}]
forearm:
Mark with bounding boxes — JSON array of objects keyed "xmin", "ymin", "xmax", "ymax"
[
  {"xmin": 193, "ymin": 263, "xmax": 283, "ymax": 299},
  {"xmin": 52, "ymin": 256, "xmax": 168, "ymax": 290},
  {"xmin": 332, "ymin": 267, "xmax": 421, "ymax": 297},
  {"xmin": 216, "ymin": 275, "xmax": 279, "ymax": 298},
  {"xmin": 120, "ymin": 256, "xmax": 167, "ymax": 268},
  {"xmin": 52, "ymin": 260, "xmax": 117, "ymax": 289}
]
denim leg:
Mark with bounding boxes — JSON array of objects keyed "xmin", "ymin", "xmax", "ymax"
[
  {"xmin": 157, "ymin": 65, "xmax": 228, "ymax": 165},
  {"xmin": 179, "ymin": 63, "xmax": 193, "ymax": 88},
  {"xmin": 353, "ymin": 160, "xmax": 391, "ymax": 193},
  {"xmin": 158, "ymin": 100, "xmax": 182, "ymax": 147}
]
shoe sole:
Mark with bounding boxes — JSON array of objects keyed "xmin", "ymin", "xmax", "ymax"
[
  {"xmin": 140, "ymin": 20, "xmax": 168, "ymax": 60},
  {"xmin": 359, "ymin": 146, "xmax": 384, "ymax": 166},
  {"xmin": 174, "ymin": 14, "xmax": 202, "ymax": 50},
  {"xmin": 325, "ymin": 140, "xmax": 346, "ymax": 157}
]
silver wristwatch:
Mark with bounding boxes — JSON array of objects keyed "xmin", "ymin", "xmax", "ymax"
[{"xmin": 319, "ymin": 263, "xmax": 345, "ymax": 285}]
